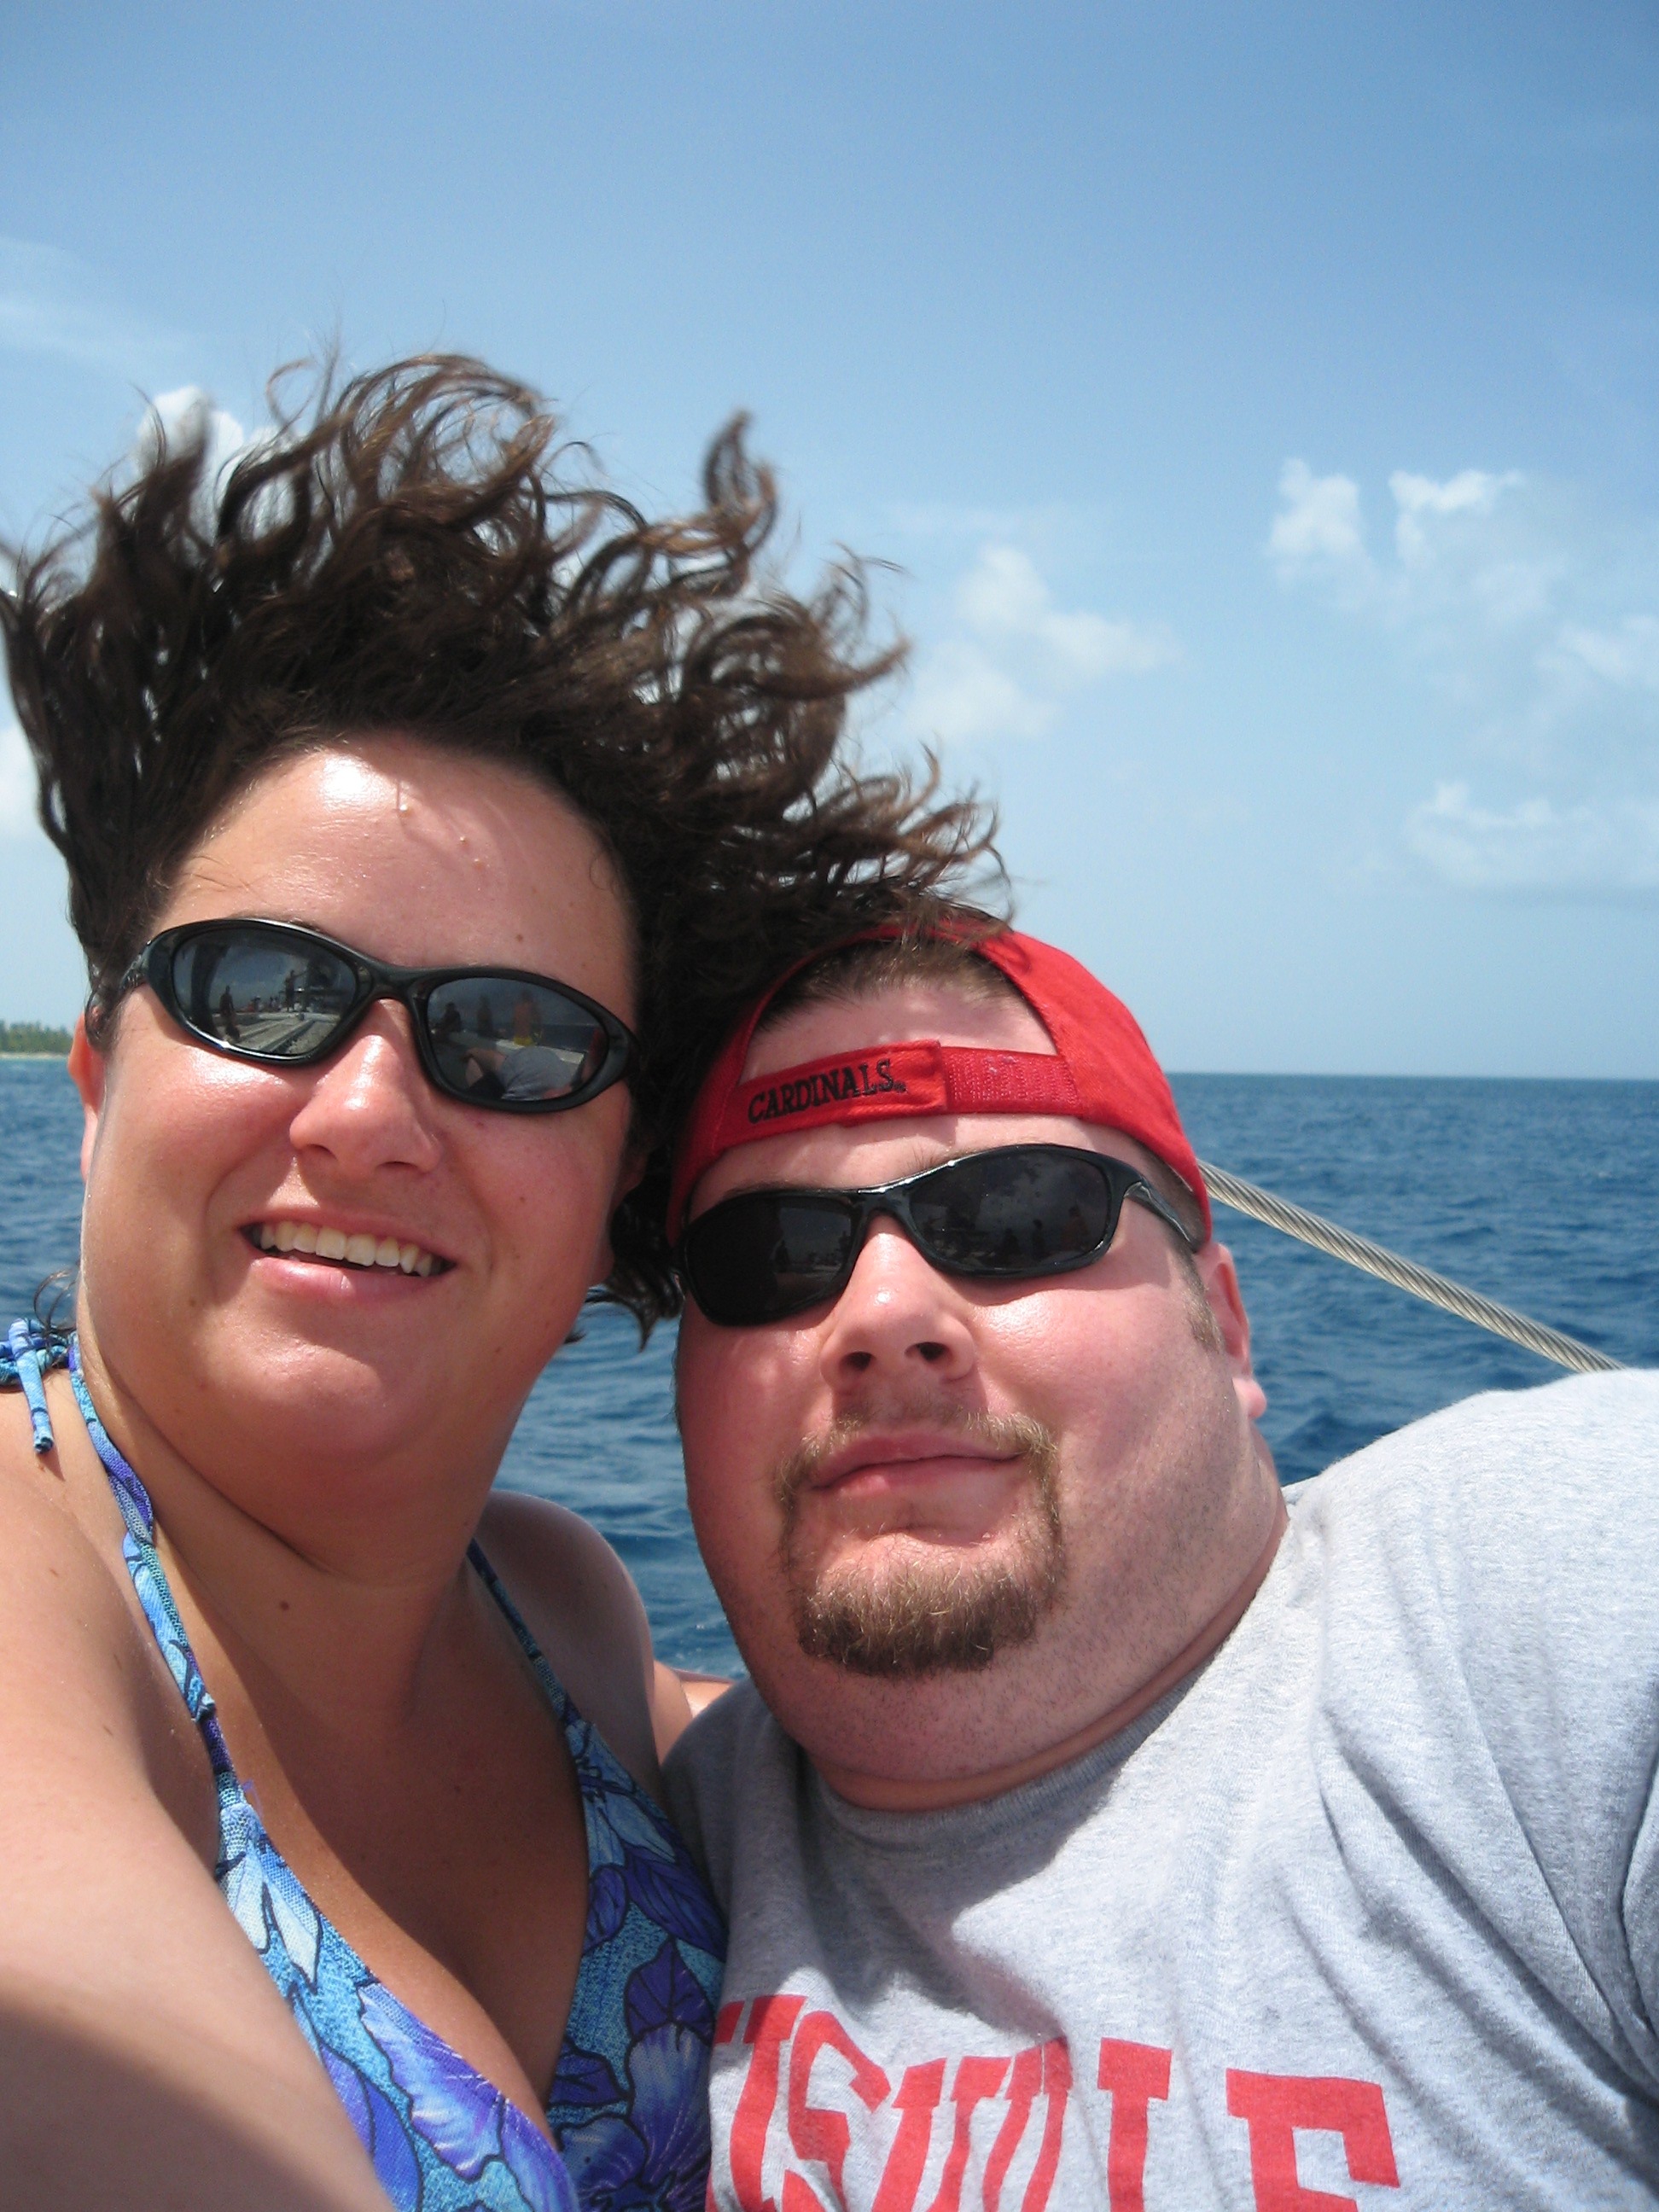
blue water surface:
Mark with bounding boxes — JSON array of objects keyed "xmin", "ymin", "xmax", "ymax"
[{"xmin": 4, "ymin": 1057, "xmax": 1655, "ymax": 1673}]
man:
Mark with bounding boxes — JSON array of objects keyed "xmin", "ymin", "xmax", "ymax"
[{"xmin": 664, "ymin": 923, "xmax": 1659, "ymax": 2210}]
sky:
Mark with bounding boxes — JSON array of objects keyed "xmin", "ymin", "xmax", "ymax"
[{"xmin": 3, "ymin": 0, "xmax": 1657, "ymax": 1075}]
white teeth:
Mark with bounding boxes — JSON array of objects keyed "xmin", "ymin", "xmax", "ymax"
[{"xmin": 257, "ymin": 1220, "xmax": 442, "ymax": 1275}]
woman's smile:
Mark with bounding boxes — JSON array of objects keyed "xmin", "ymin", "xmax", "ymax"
[{"xmin": 245, "ymin": 1220, "xmax": 451, "ymax": 1276}]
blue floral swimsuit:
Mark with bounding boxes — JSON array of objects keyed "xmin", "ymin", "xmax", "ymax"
[{"xmin": 3, "ymin": 1321, "xmax": 725, "ymax": 2212}]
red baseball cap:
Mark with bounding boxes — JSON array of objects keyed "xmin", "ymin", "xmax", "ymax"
[{"xmin": 667, "ymin": 926, "xmax": 1209, "ymax": 1241}]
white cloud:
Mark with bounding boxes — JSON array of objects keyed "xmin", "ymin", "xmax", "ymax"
[
  {"xmin": 908, "ymin": 542, "xmax": 1178, "ymax": 746},
  {"xmin": 957, "ymin": 544, "xmax": 1177, "ymax": 681},
  {"xmin": 1268, "ymin": 459, "xmax": 1552, "ymax": 626},
  {"xmin": 1269, "ymin": 457, "xmax": 1659, "ymax": 897},
  {"xmin": 0, "ymin": 714, "xmax": 36, "ymax": 839},
  {"xmin": 1552, "ymin": 614, "xmax": 1659, "ymax": 691},
  {"xmin": 0, "ymin": 236, "xmax": 183, "ymax": 376},
  {"xmin": 910, "ymin": 638, "xmax": 1057, "ymax": 744},
  {"xmin": 1388, "ymin": 467, "xmax": 1522, "ymax": 564},
  {"xmin": 1266, "ymin": 460, "xmax": 1371, "ymax": 596},
  {"xmin": 1408, "ymin": 781, "xmax": 1659, "ymax": 894}
]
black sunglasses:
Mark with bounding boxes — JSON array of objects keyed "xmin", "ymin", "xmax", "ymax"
[
  {"xmin": 678, "ymin": 1143, "xmax": 1199, "ymax": 1327},
  {"xmin": 114, "ymin": 917, "xmax": 635, "ymax": 1115}
]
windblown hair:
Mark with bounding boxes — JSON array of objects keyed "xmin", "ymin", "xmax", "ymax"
[{"xmin": 2, "ymin": 355, "xmax": 1000, "ymax": 1321}]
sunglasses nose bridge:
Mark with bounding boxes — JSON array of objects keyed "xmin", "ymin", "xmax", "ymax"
[
  {"xmin": 839, "ymin": 1190, "xmax": 939, "ymax": 1280},
  {"xmin": 316, "ymin": 988, "xmax": 423, "ymax": 1070}
]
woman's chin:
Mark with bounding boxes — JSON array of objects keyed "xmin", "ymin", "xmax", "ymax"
[{"xmin": 191, "ymin": 1336, "xmax": 482, "ymax": 1465}]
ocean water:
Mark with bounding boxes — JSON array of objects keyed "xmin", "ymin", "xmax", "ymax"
[{"xmin": 3, "ymin": 1058, "xmax": 1655, "ymax": 1673}]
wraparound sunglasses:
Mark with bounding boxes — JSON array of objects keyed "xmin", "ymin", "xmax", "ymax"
[
  {"xmin": 678, "ymin": 1142, "xmax": 1199, "ymax": 1327},
  {"xmin": 114, "ymin": 917, "xmax": 636, "ymax": 1114}
]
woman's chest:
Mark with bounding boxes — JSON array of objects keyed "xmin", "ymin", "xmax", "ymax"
[{"xmin": 211, "ymin": 1618, "xmax": 594, "ymax": 2124}]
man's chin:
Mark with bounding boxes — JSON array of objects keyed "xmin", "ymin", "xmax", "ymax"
[{"xmin": 789, "ymin": 1532, "xmax": 1065, "ymax": 1679}]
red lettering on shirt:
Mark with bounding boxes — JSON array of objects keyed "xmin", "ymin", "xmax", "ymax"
[
  {"xmin": 787, "ymin": 2011, "xmax": 891, "ymax": 2208},
  {"xmin": 1094, "ymin": 2040, "xmax": 1173, "ymax": 2212},
  {"xmin": 731, "ymin": 1994, "xmax": 807, "ymax": 2212},
  {"xmin": 922, "ymin": 2057, "xmax": 1010, "ymax": 2212},
  {"xmin": 981, "ymin": 2045, "xmax": 1042, "ymax": 2210},
  {"xmin": 871, "ymin": 2061, "xmax": 948, "ymax": 2212},
  {"xmin": 715, "ymin": 2001, "xmax": 1406, "ymax": 2212},
  {"xmin": 1017, "ymin": 2040, "xmax": 1071, "ymax": 2212},
  {"xmin": 1225, "ymin": 2072, "xmax": 1400, "ymax": 2212},
  {"xmin": 780, "ymin": 2178, "xmax": 830, "ymax": 2212}
]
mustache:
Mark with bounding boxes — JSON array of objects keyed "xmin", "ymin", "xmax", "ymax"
[{"xmin": 773, "ymin": 1400, "xmax": 1057, "ymax": 1514}]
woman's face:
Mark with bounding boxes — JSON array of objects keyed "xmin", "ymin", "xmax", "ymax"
[{"xmin": 73, "ymin": 733, "xmax": 638, "ymax": 1534}]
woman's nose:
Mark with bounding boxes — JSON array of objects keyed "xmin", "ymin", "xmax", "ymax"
[
  {"xmin": 817, "ymin": 1217, "xmax": 980, "ymax": 1389},
  {"xmin": 286, "ymin": 1004, "xmax": 444, "ymax": 1175}
]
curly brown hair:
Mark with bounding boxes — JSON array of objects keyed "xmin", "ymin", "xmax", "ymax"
[{"xmin": 1, "ymin": 355, "xmax": 1001, "ymax": 1323}]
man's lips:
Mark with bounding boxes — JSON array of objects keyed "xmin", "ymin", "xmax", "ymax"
[{"xmin": 805, "ymin": 1430, "xmax": 1026, "ymax": 1493}]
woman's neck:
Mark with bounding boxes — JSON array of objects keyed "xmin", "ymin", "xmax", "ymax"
[{"xmin": 71, "ymin": 1315, "xmax": 504, "ymax": 1740}]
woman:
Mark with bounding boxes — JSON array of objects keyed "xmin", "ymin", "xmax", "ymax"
[{"xmin": 0, "ymin": 361, "xmax": 990, "ymax": 2210}]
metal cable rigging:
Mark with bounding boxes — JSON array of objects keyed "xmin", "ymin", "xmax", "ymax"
[{"xmin": 1199, "ymin": 1161, "xmax": 1620, "ymax": 1376}]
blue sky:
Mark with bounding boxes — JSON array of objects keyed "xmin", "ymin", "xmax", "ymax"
[{"xmin": 3, "ymin": 0, "xmax": 1656, "ymax": 1074}]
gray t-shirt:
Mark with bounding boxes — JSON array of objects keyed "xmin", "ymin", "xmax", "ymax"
[{"xmin": 666, "ymin": 1373, "xmax": 1659, "ymax": 2209}]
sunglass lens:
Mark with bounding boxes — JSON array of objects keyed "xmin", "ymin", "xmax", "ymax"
[
  {"xmin": 170, "ymin": 929, "xmax": 358, "ymax": 1058},
  {"xmin": 423, "ymin": 979, "xmax": 611, "ymax": 1105},
  {"xmin": 686, "ymin": 1193, "xmax": 855, "ymax": 1324},
  {"xmin": 912, "ymin": 1151, "xmax": 1113, "ymax": 1273}
]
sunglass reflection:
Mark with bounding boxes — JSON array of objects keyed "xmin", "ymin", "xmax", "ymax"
[{"xmin": 127, "ymin": 918, "xmax": 634, "ymax": 1115}]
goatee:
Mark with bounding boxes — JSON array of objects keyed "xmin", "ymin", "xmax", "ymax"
[{"xmin": 774, "ymin": 1406, "xmax": 1064, "ymax": 1678}]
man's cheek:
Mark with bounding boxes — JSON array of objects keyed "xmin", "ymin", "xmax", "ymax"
[{"xmin": 684, "ymin": 1372, "xmax": 782, "ymax": 1542}]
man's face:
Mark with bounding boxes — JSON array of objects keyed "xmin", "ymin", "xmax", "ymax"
[{"xmin": 674, "ymin": 980, "xmax": 1276, "ymax": 1796}]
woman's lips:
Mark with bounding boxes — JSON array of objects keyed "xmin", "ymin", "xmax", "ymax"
[{"xmin": 242, "ymin": 1220, "xmax": 451, "ymax": 1276}]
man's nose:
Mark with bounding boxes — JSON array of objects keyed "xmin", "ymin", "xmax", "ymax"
[
  {"xmin": 286, "ymin": 1004, "xmax": 444, "ymax": 1175},
  {"xmin": 818, "ymin": 1217, "xmax": 979, "ymax": 1388}
]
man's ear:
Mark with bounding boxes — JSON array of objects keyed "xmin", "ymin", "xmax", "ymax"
[
  {"xmin": 1192, "ymin": 1239, "xmax": 1267, "ymax": 1424},
  {"xmin": 67, "ymin": 1014, "xmax": 106, "ymax": 1185}
]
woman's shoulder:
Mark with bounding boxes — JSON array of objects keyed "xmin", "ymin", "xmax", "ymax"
[
  {"xmin": 0, "ymin": 1375, "xmax": 122, "ymax": 1596},
  {"xmin": 474, "ymin": 1489, "xmax": 666, "ymax": 1796},
  {"xmin": 0, "ymin": 1377, "xmax": 216, "ymax": 1848}
]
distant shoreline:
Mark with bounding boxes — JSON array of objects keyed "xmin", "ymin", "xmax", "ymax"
[{"xmin": 0, "ymin": 1052, "xmax": 68, "ymax": 1062}]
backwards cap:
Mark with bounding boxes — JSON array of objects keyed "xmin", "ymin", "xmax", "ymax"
[{"xmin": 667, "ymin": 926, "xmax": 1209, "ymax": 1241}]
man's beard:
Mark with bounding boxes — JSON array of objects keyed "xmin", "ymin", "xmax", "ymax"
[{"xmin": 773, "ymin": 1406, "xmax": 1064, "ymax": 1679}]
